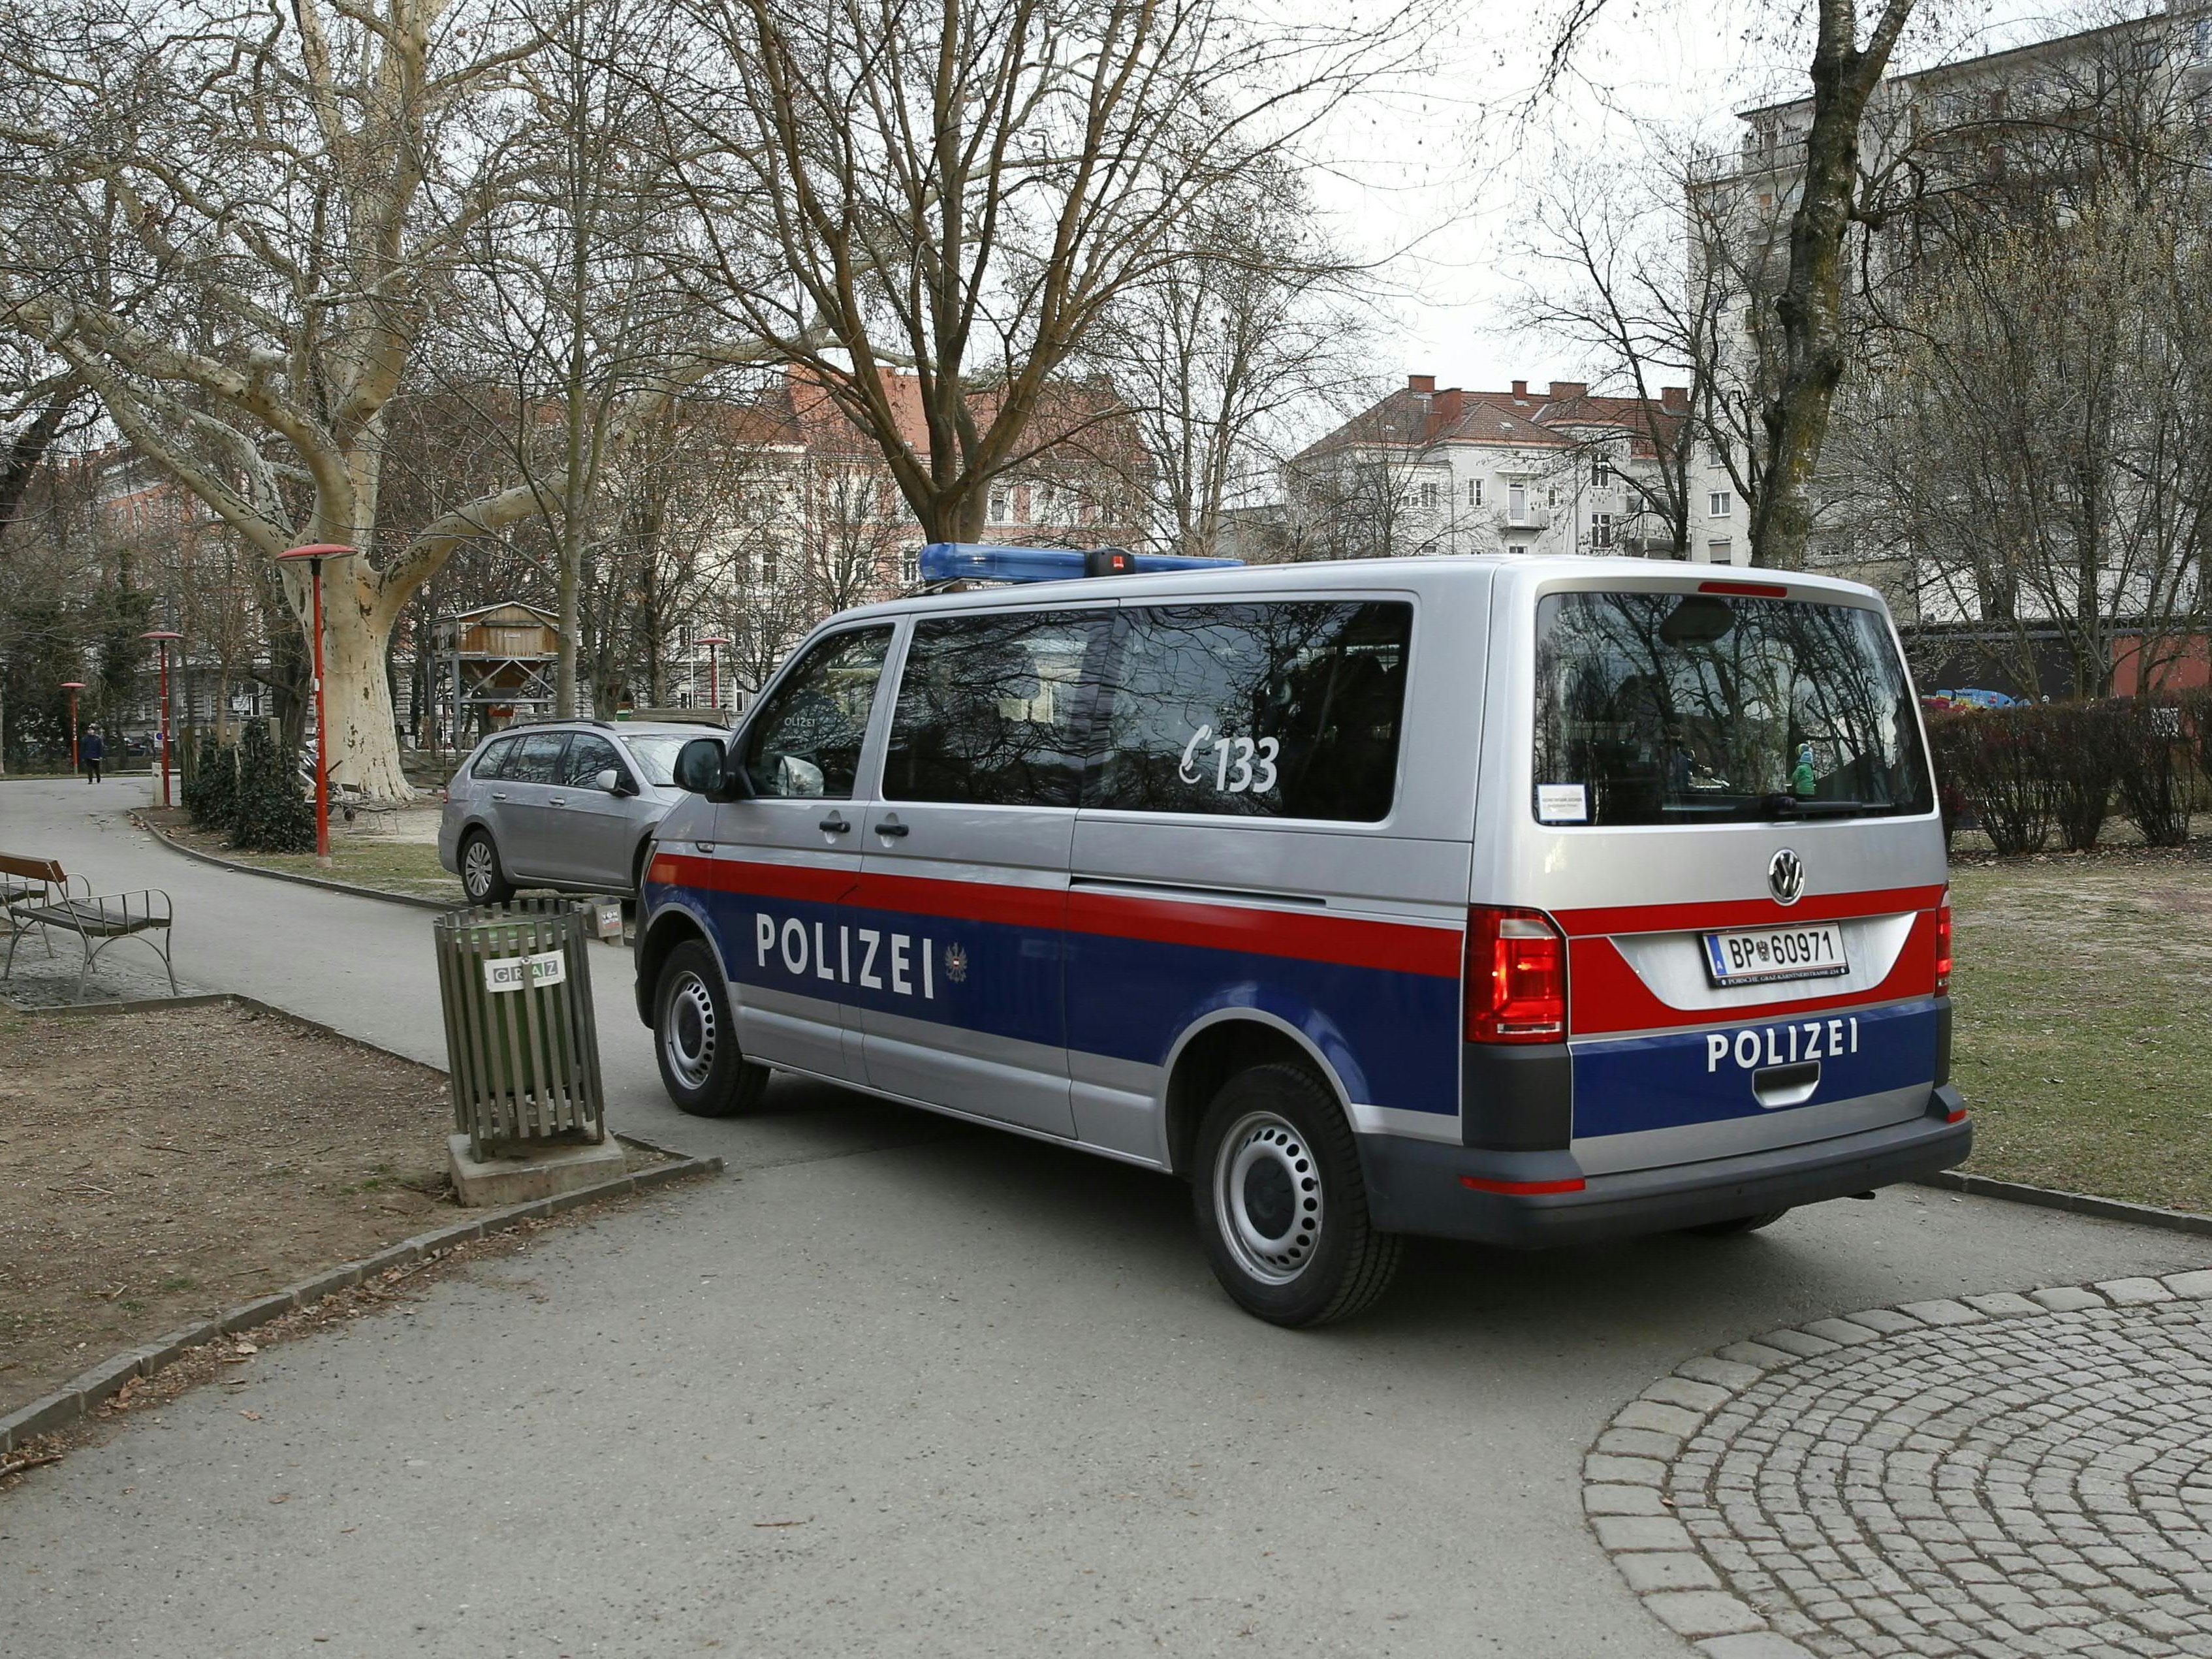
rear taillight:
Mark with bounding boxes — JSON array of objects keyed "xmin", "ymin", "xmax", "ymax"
[
  {"xmin": 1465, "ymin": 906, "xmax": 1568, "ymax": 1043},
  {"xmin": 1935, "ymin": 898, "xmax": 1953, "ymax": 994}
]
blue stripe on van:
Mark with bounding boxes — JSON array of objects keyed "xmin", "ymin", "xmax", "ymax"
[
  {"xmin": 680, "ymin": 875, "xmax": 1462, "ymax": 1119},
  {"xmin": 1570, "ymin": 999, "xmax": 1940, "ymax": 1141}
]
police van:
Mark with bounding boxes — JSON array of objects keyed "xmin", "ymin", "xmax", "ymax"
[{"xmin": 635, "ymin": 547, "xmax": 1967, "ymax": 1326}]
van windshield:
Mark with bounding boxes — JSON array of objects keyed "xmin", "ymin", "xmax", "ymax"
[{"xmin": 1532, "ymin": 590, "xmax": 1933, "ymax": 826}]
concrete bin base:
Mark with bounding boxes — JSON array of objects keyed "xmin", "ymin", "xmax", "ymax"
[{"xmin": 447, "ymin": 1133, "xmax": 626, "ymax": 1207}]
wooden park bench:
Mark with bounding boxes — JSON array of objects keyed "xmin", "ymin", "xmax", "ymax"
[{"xmin": 0, "ymin": 854, "xmax": 178, "ymax": 1002}]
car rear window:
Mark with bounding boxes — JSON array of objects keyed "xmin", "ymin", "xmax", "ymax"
[{"xmin": 1531, "ymin": 589, "xmax": 1933, "ymax": 827}]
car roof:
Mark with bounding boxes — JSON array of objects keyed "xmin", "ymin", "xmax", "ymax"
[
  {"xmin": 479, "ymin": 721, "xmax": 710, "ymax": 744},
  {"xmin": 822, "ymin": 553, "xmax": 1886, "ymax": 624}
]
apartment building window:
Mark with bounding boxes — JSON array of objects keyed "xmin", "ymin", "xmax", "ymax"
[
  {"xmin": 1709, "ymin": 491, "xmax": 1733, "ymax": 517},
  {"xmin": 1467, "ymin": 477, "xmax": 1484, "ymax": 508},
  {"xmin": 1591, "ymin": 453, "xmax": 1613, "ymax": 486},
  {"xmin": 759, "ymin": 545, "xmax": 779, "ymax": 585},
  {"xmin": 1590, "ymin": 513, "xmax": 1616, "ymax": 549},
  {"xmin": 988, "ymin": 486, "xmax": 1009, "ymax": 524},
  {"xmin": 1708, "ymin": 539, "xmax": 1733, "ymax": 562},
  {"xmin": 1508, "ymin": 483, "xmax": 1527, "ymax": 520},
  {"xmin": 1419, "ymin": 481, "xmax": 1439, "ymax": 512}
]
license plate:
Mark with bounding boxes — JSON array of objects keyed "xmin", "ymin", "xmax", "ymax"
[{"xmin": 1702, "ymin": 923, "xmax": 1850, "ymax": 987}]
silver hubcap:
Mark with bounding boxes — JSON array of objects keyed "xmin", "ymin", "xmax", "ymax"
[
  {"xmin": 1213, "ymin": 1111, "xmax": 1324, "ymax": 1285},
  {"xmin": 663, "ymin": 970, "xmax": 718, "ymax": 1090},
  {"xmin": 463, "ymin": 840, "xmax": 494, "ymax": 896}
]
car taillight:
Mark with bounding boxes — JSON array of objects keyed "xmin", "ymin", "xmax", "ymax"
[
  {"xmin": 1465, "ymin": 906, "xmax": 1568, "ymax": 1043},
  {"xmin": 1935, "ymin": 898, "xmax": 1953, "ymax": 994}
]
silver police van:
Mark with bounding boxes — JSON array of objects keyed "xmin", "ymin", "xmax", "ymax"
[{"xmin": 634, "ymin": 548, "xmax": 1967, "ymax": 1325}]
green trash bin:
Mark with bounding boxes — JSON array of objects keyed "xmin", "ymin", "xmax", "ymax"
[{"xmin": 434, "ymin": 897, "xmax": 606, "ymax": 1159}]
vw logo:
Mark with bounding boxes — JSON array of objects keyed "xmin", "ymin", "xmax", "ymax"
[{"xmin": 1768, "ymin": 848, "xmax": 1805, "ymax": 906}]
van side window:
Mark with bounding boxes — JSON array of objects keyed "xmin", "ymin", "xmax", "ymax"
[
  {"xmin": 883, "ymin": 610, "xmax": 1112, "ymax": 808},
  {"xmin": 1090, "ymin": 601, "xmax": 1412, "ymax": 821},
  {"xmin": 740, "ymin": 625, "xmax": 894, "ymax": 798},
  {"xmin": 472, "ymin": 736, "xmax": 518, "ymax": 779}
]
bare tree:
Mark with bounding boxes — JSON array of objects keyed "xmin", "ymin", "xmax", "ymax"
[
  {"xmin": 646, "ymin": 0, "xmax": 1423, "ymax": 545},
  {"xmin": 1086, "ymin": 161, "xmax": 1374, "ymax": 556}
]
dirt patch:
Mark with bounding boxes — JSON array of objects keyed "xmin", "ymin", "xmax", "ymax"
[{"xmin": 0, "ymin": 1001, "xmax": 460, "ymax": 1415}]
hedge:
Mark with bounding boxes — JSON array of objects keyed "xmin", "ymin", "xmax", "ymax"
[{"xmin": 1927, "ymin": 695, "xmax": 2204, "ymax": 855}]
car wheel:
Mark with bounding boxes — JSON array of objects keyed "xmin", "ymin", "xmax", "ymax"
[
  {"xmin": 1191, "ymin": 1062, "xmax": 1402, "ymax": 1327},
  {"xmin": 459, "ymin": 830, "xmax": 514, "ymax": 905},
  {"xmin": 1684, "ymin": 1208, "xmax": 1792, "ymax": 1237},
  {"xmin": 654, "ymin": 938, "xmax": 769, "ymax": 1117}
]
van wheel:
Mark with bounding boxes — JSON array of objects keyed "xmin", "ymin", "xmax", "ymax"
[
  {"xmin": 460, "ymin": 830, "xmax": 513, "ymax": 905},
  {"xmin": 1192, "ymin": 1063, "xmax": 1402, "ymax": 1327},
  {"xmin": 1684, "ymin": 1208, "xmax": 1792, "ymax": 1237},
  {"xmin": 655, "ymin": 939, "xmax": 769, "ymax": 1117}
]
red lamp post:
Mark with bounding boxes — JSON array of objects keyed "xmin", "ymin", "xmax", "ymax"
[
  {"xmin": 61, "ymin": 681, "xmax": 85, "ymax": 771},
  {"xmin": 141, "ymin": 630, "xmax": 181, "ymax": 808},
  {"xmin": 697, "ymin": 635, "xmax": 730, "ymax": 712},
  {"xmin": 276, "ymin": 544, "xmax": 357, "ymax": 865}
]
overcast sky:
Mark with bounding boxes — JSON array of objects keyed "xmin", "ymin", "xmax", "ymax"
[{"xmin": 1315, "ymin": 0, "xmax": 2136, "ymax": 397}]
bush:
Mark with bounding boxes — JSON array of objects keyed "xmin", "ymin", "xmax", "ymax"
[
  {"xmin": 228, "ymin": 721, "xmax": 315, "ymax": 853},
  {"xmin": 2108, "ymin": 694, "xmax": 2195, "ymax": 847},
  {"xmin": 2040, "ymin": 702, "xmax": 2119, "ymax": 852},
  {"xmin": 1927, "ymin": 708, "xmax": 2052, "ymax": 854},
  {"xmin": 182, "ymin": 730, "xmax": 237, "ymax": 831}
]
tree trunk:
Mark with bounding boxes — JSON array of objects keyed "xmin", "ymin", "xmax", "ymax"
[{"xmin": 315, "ymin": 585, "xmax": 416, "ymax": 799}]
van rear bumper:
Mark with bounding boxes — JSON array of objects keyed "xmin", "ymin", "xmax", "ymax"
[{"xmin": 1359, "ymin": 1086, "xmax": 1970, "ymax": 1248}]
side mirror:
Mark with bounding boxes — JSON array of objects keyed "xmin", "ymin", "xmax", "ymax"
[
  {"xmin": 673, "ymin": 738, "xmax": 726, "ymax": 796},
  {"xmin": 672, "ymin": 737, "xmax": 754, "ymax": 800},
  {"xmin": 593, "ymin": 767, "xmax": 636, "ymax": 798}
]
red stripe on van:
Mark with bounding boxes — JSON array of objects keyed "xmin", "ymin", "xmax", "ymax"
[
  {"xmin": 1551, "ymin": 885, "xmax": 1944, "ymax": 939},
  {"xmin": 655, "ymin": 853, "xmax": 1461, "ymax": 977},
  {"xmin": 1568, "ymin": 908, "xmax": 1941, "ymax": 1036},
  {"xmin": 1065, "ymin": 889, "xmax": 1462, "ymax": 977}
]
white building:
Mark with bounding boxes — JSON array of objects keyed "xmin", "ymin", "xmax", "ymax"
[{"xmin": 1284, "ymin": 377, "xmax": 1747, "ymax": 565}]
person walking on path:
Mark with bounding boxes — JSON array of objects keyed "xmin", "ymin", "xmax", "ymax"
[{"xmin": 82, "ymin": 724, "xmax": 106, "ymax": 783}]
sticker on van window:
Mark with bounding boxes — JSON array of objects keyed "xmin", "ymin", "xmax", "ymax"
[
  {"xmin": 1537, "ymin": 783, "xmax": 1588, "ymax": 823},
  {"xmin": 1178, "ymin": 725, "xmax": 1280, "ymax": 795}
]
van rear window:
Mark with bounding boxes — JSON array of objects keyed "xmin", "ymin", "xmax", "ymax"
[{"xmin": 1532, "ymin": 590, "xmax": 1932, "ymax": 826}]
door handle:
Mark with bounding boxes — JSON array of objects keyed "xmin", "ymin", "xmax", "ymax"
[
  {"xmin": 874, "ymin": 821, "xmax": 909, "ymax": 838},
  {"xmin": 491, "ymin": 791, "xmax": 509, "ymax": 801},
  {"xmin": 548, "ymin": 797, "xmax": 566, "ymax": 808},
  {"xmin": 818, "ymin": 814, "xmax": 851, "ymax": 834}
]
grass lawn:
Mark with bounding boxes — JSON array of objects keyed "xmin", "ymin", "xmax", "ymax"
[
  {"xmin": 1948, "ymin": 844, "xmax": 2212, "ymax": 1214},
  {"xmin": 146, "ymin": 807, "xmax": 458, "ymax": 902}
]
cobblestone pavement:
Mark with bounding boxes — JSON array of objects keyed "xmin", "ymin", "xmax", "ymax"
[{"xmin": 1588, "ymin": 1271, "xmax": 2212, "ymax": 1659}]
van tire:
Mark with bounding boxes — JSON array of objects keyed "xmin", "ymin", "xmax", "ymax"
[
  {"xmin": 1192, "ymin": 1062, "xmax": 1402, "ymax": 1327},
  {"xmin": 1684, "ymin": 1207, "xmax": 1792, "ymax": 1237},
  {"xmin": 654, "ymin": 939, "xmax": 769, "ymax": 1116}
]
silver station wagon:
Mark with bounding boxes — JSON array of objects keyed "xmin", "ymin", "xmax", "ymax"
[
  {"xmin": 632, "ymin": 549, "xmax": 1970, "ymax": 1325},
  {"xmin": 441, "ymin": 719, "xmax": 712, "ymax": 903}
]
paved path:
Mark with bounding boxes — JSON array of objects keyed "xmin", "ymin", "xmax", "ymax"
[{"xmin": 2, "ymin": 778, "xmax": 2207, "ymax": 1658}]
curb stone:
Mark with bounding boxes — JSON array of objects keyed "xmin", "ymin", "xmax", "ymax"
[
  {"xmin": 1, "ymin": 1136, "xmax": 722, "ymax": 1458},
  {"xmin": 1913, "ymin": 1169, "xmax": 2212, "ymax": 1238},
  {"xmin": 1583, "ymin": 1267, "xmax": 2212, "ymax": 1655}
]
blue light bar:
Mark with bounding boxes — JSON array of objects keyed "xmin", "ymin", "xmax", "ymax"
[{"xmin": 917, "ymin": 543, "xmax": 1242, "ymax": 586}]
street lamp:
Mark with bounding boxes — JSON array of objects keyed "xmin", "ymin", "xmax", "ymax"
[
  {"xmin": 698, "ymin": 635, "xmax": 731, "ymax": 712},
  {"xmin": 141, "ymin": 630, "xmax": 181, "ymax": 808},
  {"xmin": 61, "ymin": 681, "xmax": 85, "ymax": 772},
  {"xmin": 276, "ymin": 543, "xmax": 358, "ymax": 865}
]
